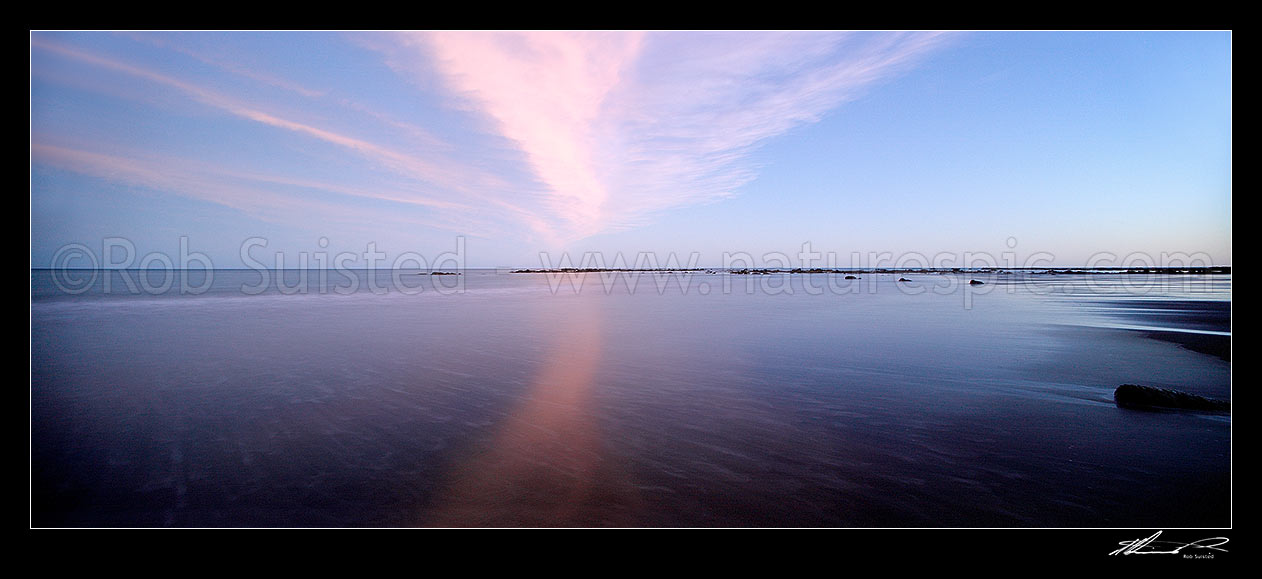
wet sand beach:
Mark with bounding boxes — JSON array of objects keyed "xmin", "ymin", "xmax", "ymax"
[
  {"xmin": 1096, "ymin": 299, "xmax": 1231, "ymax": 362},
  {"xmin": 31, "ymin": 270, "xmax": 1231, "ymax": 527}
]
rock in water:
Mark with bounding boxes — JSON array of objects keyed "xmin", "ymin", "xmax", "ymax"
[
  {"xmin": 969, "ymin": 279, "xmax": 984, "ymax": 285},
  {"xmin": 1113, "ymin": 384, "xmax": 1230, "ymax": 412}
]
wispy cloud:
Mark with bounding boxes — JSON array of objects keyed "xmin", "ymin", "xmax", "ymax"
[
  {"xmin": 121, "ymin": 31, "xmax": 329, "ymax": 99},
  {"xmin": 388, "ymin": 31, "xmax": 949, "ymax": 244},
  {"xmin": 33, "ymin": 141, "xmax": 330, "ymax": 221},
  {"xmin": 123, "ymin": 31, "xmax": 457, "ymax": 156},
  {"xmin": 30, "ymin": 142, "xmax": 470, "ymax": 235},
  {"xmin": 606, "ymin": 32, "xmax": 950, "ymax": 216},
  {"xmin": 30, "ymin": 36, "xmax": 508, "ymax": 205}
]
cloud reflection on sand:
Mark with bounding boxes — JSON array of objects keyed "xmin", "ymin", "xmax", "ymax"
[{"xmin": 422, "ymin": 292, "xmax": 640, "ymax": 527}]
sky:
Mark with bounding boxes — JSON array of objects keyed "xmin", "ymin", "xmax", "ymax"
[{"xmin": 30, "ymin": 31, "xmax": 1231, "ymax": 269}]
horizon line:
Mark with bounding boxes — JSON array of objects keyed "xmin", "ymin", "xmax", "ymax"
[{"xmin": 31, "ymin": 266, "xmax": 1233, "ymax": 272}]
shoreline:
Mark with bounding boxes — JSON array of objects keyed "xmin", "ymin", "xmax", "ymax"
[
  {"xmin": 1098, "ymin": 299, "xmax": 1232, "ymax": 363},
  {"xmin": 1142, "ymin": 330, "xmax": 1232, "ymax": 362}
]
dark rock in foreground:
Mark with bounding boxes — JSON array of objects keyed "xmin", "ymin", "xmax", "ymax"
[
  {"xmin": 969, "ymin": 279, "xmax": 984, "ymax": 285},
  {"xmin": 1114, "ymin": 384, "xmax": 1230, "ymax": 412},
  {"xmin": 897, "ymin": 277, "xmax": 911, "ymax": 282},
  {"xmin": 844, "ymin": 275, "xmax": 858, "ymax": 280}
]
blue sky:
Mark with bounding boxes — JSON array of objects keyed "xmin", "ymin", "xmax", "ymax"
[{"xmin": 30, "ymin": 31, "xmax": 1231, "ymax": 268}]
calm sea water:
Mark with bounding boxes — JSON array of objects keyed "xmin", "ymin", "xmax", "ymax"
[{"xmin": 30, "ymin": 270, "xmax": 1231, "ymax": 527}]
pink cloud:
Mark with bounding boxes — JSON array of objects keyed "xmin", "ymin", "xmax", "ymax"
[
  {"xmin": 420, "ymin": 31, "xmax": 647, "ymax": 241},
  {"xmin": 393, "ymin": 31, "xmax": 949, "ymax": 245}
]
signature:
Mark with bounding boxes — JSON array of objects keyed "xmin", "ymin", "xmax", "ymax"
[{"xmin": 1110, "ymin": 531, "xmax": 1229, "ymax": 556}]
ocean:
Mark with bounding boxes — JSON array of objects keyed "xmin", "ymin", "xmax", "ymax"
[{"xmin": 30, "ymin": 269, "xmax": 1231, "ymax": 527}]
